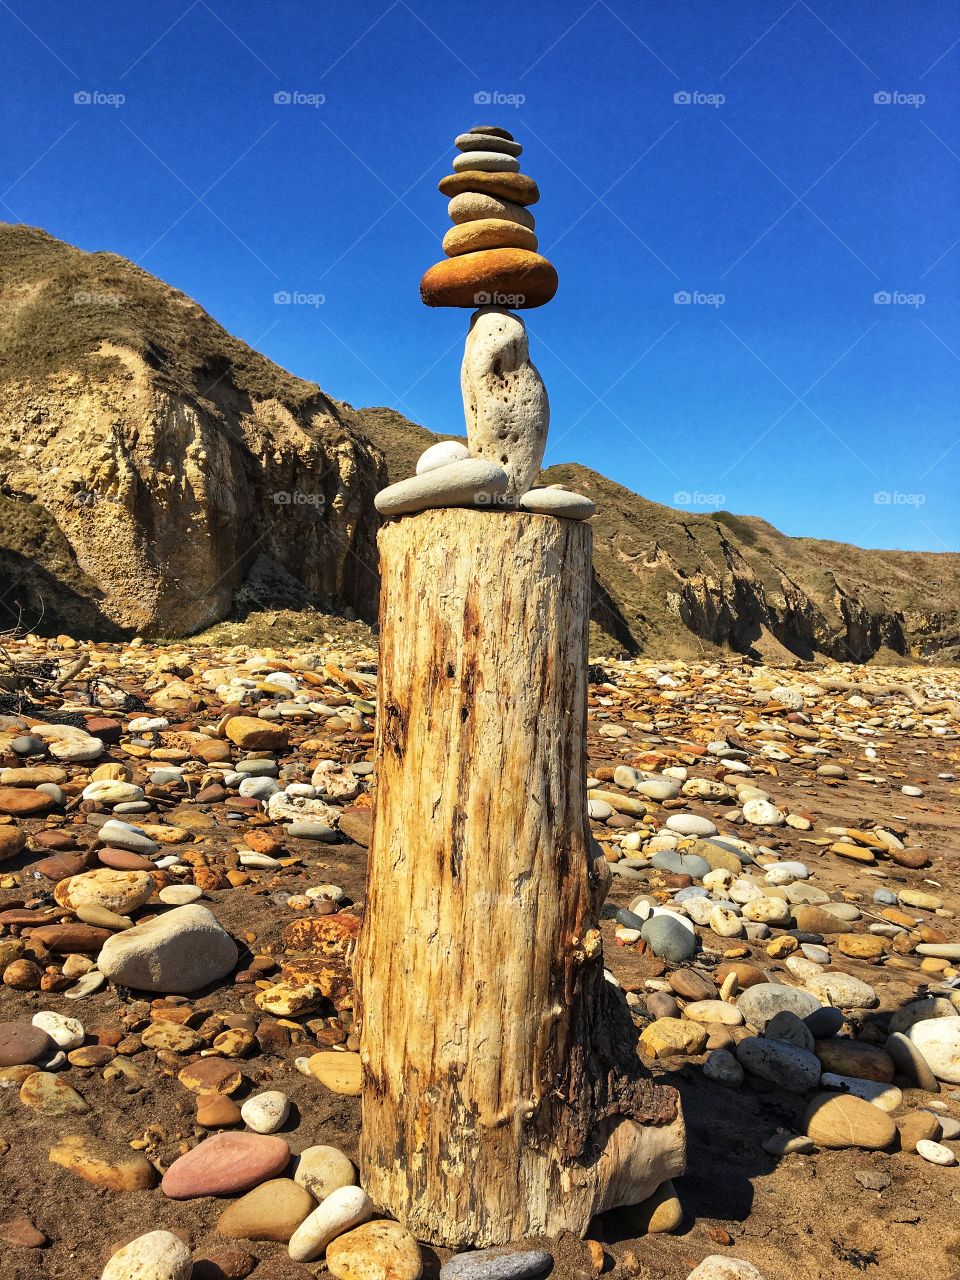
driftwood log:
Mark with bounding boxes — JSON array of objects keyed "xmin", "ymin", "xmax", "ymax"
[{"xmin": 357, "ymin": 508, "xmax": 684, "ymax": 1246}]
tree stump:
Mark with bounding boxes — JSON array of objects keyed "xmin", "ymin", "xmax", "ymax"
[{"xmin": 357, "ymin": 508, "xmax": 684, "ymax": 1246}]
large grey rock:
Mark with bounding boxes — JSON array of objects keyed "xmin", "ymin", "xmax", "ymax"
[
  {"xmin": 375, "ymin": 458, "xmax": 509, "ymax": 517},
  {"xmin": 736, "ymin": 982, "xmax": 820, "ymax": 1031},
  {"xmin": 462, "ymin": 308, "xmax": 548, "ymax": 499},
  {"xmin": 96, "ymin": 904, "xmax": 238, "ymax": 994},
  {"xmin": 736, "ymin": 1036, "xmax": 821, "ymax": 1092}
]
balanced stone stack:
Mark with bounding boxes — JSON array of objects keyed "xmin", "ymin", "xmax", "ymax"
[
  {"xmin": 420, "ymin": 125, "xmax": 556, "ymax": 310},
  {"xmin": 374, "ymin": 126, "xmax": 595, "ymax": 521}
]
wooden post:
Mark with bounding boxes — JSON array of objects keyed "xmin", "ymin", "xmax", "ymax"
[{"xmin": 357, "ymin": 508, "xmax": 684, "ymax": 1247}]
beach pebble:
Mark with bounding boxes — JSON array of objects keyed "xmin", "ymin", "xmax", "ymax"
[
  {"xmin": 288, "ymin": 1185, "xmax": 374, "ymax": 1262},
  {"xmin": 101, "ymin": 1231, "xmax": 192, "ymax": 1280},
  {"xmin": 326, "ymin": 1220, "xmax": 423, "ymax": 1280},
  {"xmin": 915, "ymin": 1138, "xmax": 957, "ymax": 1165},
  {"xmin": 416, "ymin": 441, "xmax": 471, "ymax": 474},
  {"xmin": 241, "ymin": 1090, "xmax": 289, "ymax": 1134}
]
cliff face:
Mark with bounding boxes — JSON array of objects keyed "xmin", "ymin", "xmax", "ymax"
[
  {"xmin": 1, "ymin": 223, "xmax": 957, "ymax": 662},
  {"xmin": 0, "ymin": 224, "xmax": 385, "ymax": 637}
]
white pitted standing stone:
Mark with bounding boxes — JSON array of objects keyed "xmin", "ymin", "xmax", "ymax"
[
  {"xmin": 462, "ymin": 306, "xmax": 548, "ymax": 498},
  {"xmin": 416, "ymin": 440, "xmax": 471, "ymax": 474}
]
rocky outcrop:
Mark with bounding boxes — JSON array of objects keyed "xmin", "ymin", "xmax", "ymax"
[
  {"xmin": 0, "ymin": 224, "xmax": 384, "ymax": 637},
  {"xmin": 2, "ymin": 223, "xmax": 957, "ymax": 662}
]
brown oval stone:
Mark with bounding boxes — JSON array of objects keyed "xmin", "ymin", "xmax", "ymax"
[
  {"xmin": 3, "ymin": 959, "xmax": 43, "ymax": 989},
  {"xmin": 714, "ymin": 961, "xmax": 767, "ymax": 989},
  {"xmin": 97, "ymin": 847, "xmax": 156, "ymax": 871},
  {"xmin": 804, "ymin": 1092, "xmax": 897, "ymax": 1149},
  {"xmin": 29, "ymin": 924, "xmax": 113, "ymax": 953},
  {"xmin": 669, "ymin": 968, "xmax": 715, "ymax": 1001},
  {"xmin": 32, "ymin": 830, "xmax": 78, "ymax": 851},
  {"xmin": 178, "ymin": 1057, "xmax": 244, "ymax": 1095},
  {"xmin": 815, "ymin": 1038, "xmax": 895, "ymax": 1082},
  {"xmin": 420, "ymin": 249, "xmax": 558, "ymax": 310},
  {"xmin": 197, "ymin": 1092, "xmax": 243, "ymax": 1128},
  {"xmin": 0, "ymin": 826, "xmax": 26, "ymax": 860},
  {"xmin": 217, "ymin": 1177, "xmax": 315, "ymax": 1241},
  {"xmin": 891, "ymin": 847, "xmax": 929, "ymax": 869},
  {"xmin": 0, "ymin": 909, "xmax": 57, "ymax": 927},
  {"xmin": 0, "ymin": 1021, "xmax": 54, "ymax": 1067},
  {"xmin": 0, "ymin": 787, "xmax": 55, "ymax": 816},
  {"xmin": 31, "ymin": 852, "xmax": 89, "ymax": 881},
  {"xmin": 897, "ymin": 1110, "xmax": 941, "ymax": 1152},
  {"xmin": 438, "ymin": 169, "xmax": 540, "ymax": 205},
  {"xmin": 68, "ymin": 1045, "xmax": 116, "ymax": 1067}
]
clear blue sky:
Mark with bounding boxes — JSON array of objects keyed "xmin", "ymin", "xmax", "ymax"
[{"xmin": 2, "ymin": 1, "xmax": 958, "ymax": 551}]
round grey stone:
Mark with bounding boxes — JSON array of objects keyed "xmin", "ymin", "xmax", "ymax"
[
  {"xmin": 640, "ymin": 914, "xmax": 697, "ymax": 963},
  {"xmin": 737, "ymin": 983, "xmax": 821, "ymax": 1032},
  {"xmin": 765, "ymin": 1010, "xmax": 815, "ymax": 1054}
]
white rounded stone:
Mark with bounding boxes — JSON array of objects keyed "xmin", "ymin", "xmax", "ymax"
[
  {"xmin": 416, "ymin": 440, "xmax": 471, "ymax": 474},
  {"xmin": 665, "ymin": 813, "xmax": 717, "ymax": 837},
  {"xmin": 241, "ymin": 1089, "xmax": 289, "ymax": 1134},
  {"xmin": 907, "ymin": 1017, "xmax": 960, "ymax": 1084},
  {"xmin": 100, "ymin": 1230, "xmax": 192, "ymax": 1280},
  {"xmin": 32, "ymin": 1010, "xmax": 85, "ymax": 1050},
  {"xmin": 916, "ymin": 1138, "xmax": 957, "ymax": 1165},
  {"xmin": 288, "ymin": 1184, "xmax": 374, "ymax": 1263}
]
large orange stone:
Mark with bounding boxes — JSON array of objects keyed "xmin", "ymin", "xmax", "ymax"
[
  {"xmin": 438, "ymin": 170, "xmax": 540, "ymax": 205},
  {"xmin": 420, "ymin": 249, "xmax": 557, "ymax": 309}
]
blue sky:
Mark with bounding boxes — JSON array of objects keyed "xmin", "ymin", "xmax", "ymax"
[{"xmin": 1, "ymin": 0, "xmax": 958, "ymax": 551}]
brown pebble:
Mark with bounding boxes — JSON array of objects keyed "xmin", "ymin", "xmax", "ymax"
[{"xmin": 0, "ymin": 1216, "xmax": 46, "ymax": 1248}]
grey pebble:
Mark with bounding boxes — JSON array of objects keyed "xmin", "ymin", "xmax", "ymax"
[{"xmin": 440, "ymin": 1249, "xmax": 553, "ymax": 1280}]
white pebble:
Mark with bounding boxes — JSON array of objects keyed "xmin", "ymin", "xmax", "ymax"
[
  {"xmin": 240, "ymin": 1090, "xmax": 289, "ymax": 1134},
  {"xmin": 916, "ymin": 1139, "xmax": 957, "ymax": 1166}
]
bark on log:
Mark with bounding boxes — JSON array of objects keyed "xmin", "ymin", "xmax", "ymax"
[{"xmin": 357, "ymin": 508, "xmax": 684, "ymax": 1246}]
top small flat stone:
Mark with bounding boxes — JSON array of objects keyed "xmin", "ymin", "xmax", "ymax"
[{"xmin": 469, "ymin": 124, "xmax": 514, "ymax": 140}]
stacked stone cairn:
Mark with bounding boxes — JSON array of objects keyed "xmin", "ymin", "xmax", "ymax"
[{"xmin": 374, "ymin": 125, "xmax": 596, "ymax": 521}]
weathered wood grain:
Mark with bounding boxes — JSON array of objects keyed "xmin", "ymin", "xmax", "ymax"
[{"xmin": 358, "ymin": 508, "xmax": 684, "ymax": 1245}]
